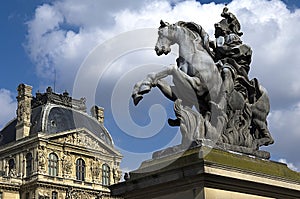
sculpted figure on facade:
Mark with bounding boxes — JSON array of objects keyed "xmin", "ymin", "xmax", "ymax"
[
  {"xmin": 66, "ymin": 188, "xmax": 92, "ymax": 199},
  {"xmin": 9, "ymin": 168, "xmax": 16, "ymax": 177},
  {"xmin": 64, "ymin": 133, "xmax": 75, "ymax": 143},
  {"xmin": 132, "ymin": 7, "xmax": 274, "ymax": 158},
  {"xmin": 62, "ymin": 152, "xmax": 73, "ymax": 175},
  {"xmin": 113, "ymin": 168, "xmax": 122, "ymax": 183},
  {"xmin": 63, "ymin": 132, "xmax": 104, "ymax": 152},
  {"xmin": 37, "ymin": 145, "xmax": 47, "ymax": 172},
  {"xmin": 5, "ymin": 160, "xmax": 16, "ymax": 177},
  {"xmin": 91, "ymin": 159, "xmax": 101, "ymax": 180},
  {"xmin": 17, "ymin": 104, "xmax": 24, "ymax": 123}
]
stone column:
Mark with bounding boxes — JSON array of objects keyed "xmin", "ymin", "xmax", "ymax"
[
  {"xmin": 0, "ymin": 159, "xmax": 3, "ymax": 172},
  {"xmin": 33, "ymin": 148, "xmax": 37, "ymax": 174},
  {"xmin": 58, "ymin": 151, "xmax": 63, "ymax": 177},
  {"xmin": 16, "ymin": 154, "xmax": 19, "ymax": 176},
  {"xmin": 21, "ymin": 153, "xmax": 24, "ymax": 178},
  {"xmin": 2, "ymin": 159, "xmax": 6, "ymax": 175}
]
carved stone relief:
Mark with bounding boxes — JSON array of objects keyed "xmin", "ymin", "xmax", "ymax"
[
  {"xmin": 37, "ymin": 145, "xmax": 47, "ymax": 173},
  {"xmin": 91, "ymin": 159, "xmax": 102, "ymax": 180},
  {"xmin": 62, "ymin": 152, "xmax": 73, "ymax": 176},
  {"xmin": 56, "ymin": 132, "xmax": 105, "ymax": 153},
  {"xmin": 113, "ymin": 168, "xmax": 122, "ymax": 183}
]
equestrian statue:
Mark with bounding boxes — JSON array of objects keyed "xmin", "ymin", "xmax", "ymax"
[{"xmin": 132, "ymin": 7, "xmax": 274, "ymax": 158}]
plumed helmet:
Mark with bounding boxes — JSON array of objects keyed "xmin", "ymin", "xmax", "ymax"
[{"xmin": 215, "ymin": 7, "xmax": 243, "ymax": 36}]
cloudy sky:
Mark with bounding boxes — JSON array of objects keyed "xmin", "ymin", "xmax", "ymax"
[{"xmin": 1, "ymin": 0, "xmax": 300, "ymax": 173}]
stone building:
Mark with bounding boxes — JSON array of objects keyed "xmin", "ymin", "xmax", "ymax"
[{"xmin": 0, "ymin": 84, "xmax": 122, "ymax": 199}]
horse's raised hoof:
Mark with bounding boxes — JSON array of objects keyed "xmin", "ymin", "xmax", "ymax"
[
  {"xmin": 168, "ymin": 118, "xmax": 181, "ymax": 127},
  {"xmin": 139, "ymin": 84, "xmax": 151, "ymax": 95},
  {"xmin": 132, "ymin": 94, "xmax": 143, "ymax": 106}
]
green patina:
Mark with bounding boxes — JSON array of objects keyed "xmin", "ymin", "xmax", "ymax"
[
  {"xmin": 133, "ymin": 146, "xmax": 300, "ymax": 182},
  {"xmin": 203, "ymin": 147, "xmax": 300, "ymax": 182}
]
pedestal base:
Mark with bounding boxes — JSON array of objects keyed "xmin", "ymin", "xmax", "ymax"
[
  {"xmin": 152, "ymin": 140, "xmax": 270, "ymax": 159},
  {"xmin": 110, "ymin": 146, "xmax": 300, "ymax": 199}
]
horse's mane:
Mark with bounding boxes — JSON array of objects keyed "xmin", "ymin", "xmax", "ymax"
[{"xmin": 175, "ymin": 21, "xmax": 212, "ymax": 56}]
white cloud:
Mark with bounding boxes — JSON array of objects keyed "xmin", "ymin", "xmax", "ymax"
[
  {"xmin": 25, "ymin": 0, "xmax": 300, "ymax": 171},
  {"xmin": 0, "ymin": 89, "xmax": 17, "ymax": 129},
  {"xmin": 266, "ymin": 104, "xmax": 300, "ymax": 168},
  {"xmin": 25, "ymin": 0, "xmax": 300, "ymax": 104},
  {"xmin": 25, "ymin": 0, "xmax": 224, "ymax": 91},
  {"xmin": 25, "ymin": 0, "xmax": 154, "ymax": 90},
  {"xmin": 278, "ymin": 158, "xmax": 299, "ymax": 172}
]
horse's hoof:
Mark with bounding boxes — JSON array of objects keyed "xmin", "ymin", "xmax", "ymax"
[
  {"xmin": 132, "ymin": 94, "xmax": 143, "ymax": 106},
  {"xmin": 139, "ymin": 84, "xmax": 151, "ymax": 95}
]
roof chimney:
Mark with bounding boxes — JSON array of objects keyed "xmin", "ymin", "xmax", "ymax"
[
  {"xmin": 16, "ymin": 84, "xmax": 32, "ymax": 140},
  {"xmin": 91, "ymin": 105, "xmax": 104, "ymax": 123}
]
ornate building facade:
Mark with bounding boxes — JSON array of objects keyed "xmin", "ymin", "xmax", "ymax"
[{"xmin": 0, "ymin": 84, "xmax": 122, "ymax": 199}]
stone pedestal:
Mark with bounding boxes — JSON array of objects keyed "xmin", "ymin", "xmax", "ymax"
[{"xmin": 110, "ymin": 145, "xmax": 300, "ymax": 199}]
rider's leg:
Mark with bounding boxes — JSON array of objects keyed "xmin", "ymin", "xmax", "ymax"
[{"xmin": 217, "ymin": 66, "xmax": 234, "ymax": 110}]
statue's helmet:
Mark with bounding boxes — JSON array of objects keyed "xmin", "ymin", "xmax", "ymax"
[{"xmin": 214, "ymin": 7, "xmax": 243, "ymax": 37}]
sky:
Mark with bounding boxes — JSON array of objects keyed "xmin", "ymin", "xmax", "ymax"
[{"xmin": 1, "ymin": 0, "xmax": 300, "ymax": 174}]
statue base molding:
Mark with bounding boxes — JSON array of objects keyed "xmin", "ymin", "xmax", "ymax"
[
  {"xmin": 151, "ymin": 139, "xmax": 270, "ymax": 159},
  {"xmin": 110, "ymin": 146, "xmax": 300, "ymax": 199}
]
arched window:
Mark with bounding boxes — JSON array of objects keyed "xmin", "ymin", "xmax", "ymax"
[
  {"xmin": 52, "ymin": 191, "xmax": 58, "ymax": 199},
  {"xmin": 26, "ymin": 153, "xmax": 32, "ymax": 177},
  {"xmin": 102, "ymin": 164, "xmax": 110, "ymax": 186},
  {"xmin": 48, "ymin": 153, "xmax": 58, "ymax": 176},
  {"xmin": 76, "ymin": 158, "xmax": 85, "ymax": 181}
]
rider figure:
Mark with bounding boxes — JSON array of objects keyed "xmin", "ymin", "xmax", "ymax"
[
  {"xmin": 168, "ymin": 8, "xmax": 250, "ymax": 127},
  {"xmin": 210, "ymin": 7, "xmax": 274, "ymax": 146},
  {"xmin": 209, "ymin": 6, "xmax": 256, "ymax": 108},
  {"xmin": 210, "ymin": 7, "xmax": 252, "ymax": 87}
]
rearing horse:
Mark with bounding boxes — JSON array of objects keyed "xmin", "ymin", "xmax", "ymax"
[
  {"xmin": 132, "ymin": 20, "xmax": 223, "ymax": 119},
  {"xmin": 132, "ymin": 20, "xmax": 274, "ymax": 149}
]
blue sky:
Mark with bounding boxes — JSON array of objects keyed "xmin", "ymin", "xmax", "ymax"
[
  {"xmin": 1, "ymin": 0, "xmax": 300, "ymax": 172},
  {"xmin": 1, "ymin": 0, "xmax": 299, "ymax": 91}
]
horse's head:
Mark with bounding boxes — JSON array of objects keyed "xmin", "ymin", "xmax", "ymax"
[{"xmin": 155, "ymin": 20, "xmax": 175, "ymax": 56}]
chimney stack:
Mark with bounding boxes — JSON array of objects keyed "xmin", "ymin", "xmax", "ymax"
[
  {"xmin": 16, "ymin": 84, "xmax": 32, "ymax": 140},
  {"xmin": 91, "ymin": 106, "xmax": 104, "ymax": 123}
]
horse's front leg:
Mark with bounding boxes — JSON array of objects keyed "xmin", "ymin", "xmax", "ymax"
[
  {"xmin": 132, "ymin": 81, "xmax": 144, "ymax": 105},
  {"xmin": 139, "ymin": 64, "xmax": 176, "ymax": 93},
  {"xmin": 156, "ymin": 79, "xmax": 177, "ymax": 101},
  {"xmin": 132, "ymin": 65, "xmax": 176, "ymax": 105}
]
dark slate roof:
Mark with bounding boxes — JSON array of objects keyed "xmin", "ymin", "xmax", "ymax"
[
  {"xmin": 0, "ymin": 119, "xmax": 17, "ymax": 145},
  {"xmin": 0, "ymin": 104, "xmax": 113, "ymax": 146}
]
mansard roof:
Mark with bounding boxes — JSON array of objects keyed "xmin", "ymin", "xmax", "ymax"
[{"xmin": 0, "ymin": 87, "xmax": 113, "ymax": 147}]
